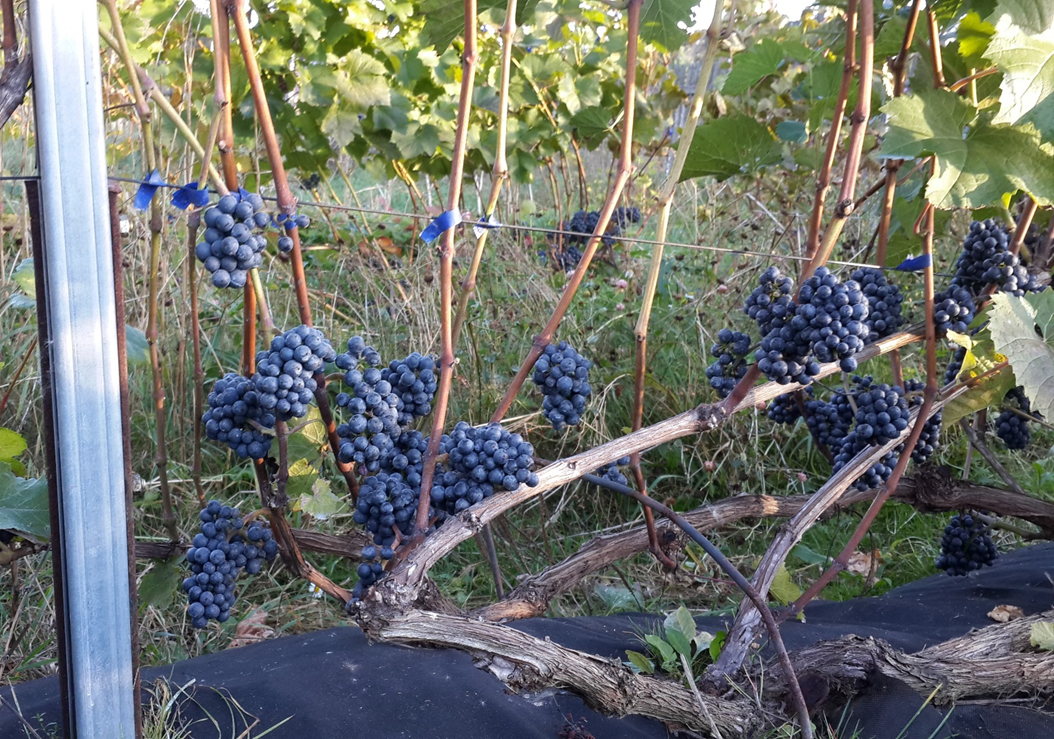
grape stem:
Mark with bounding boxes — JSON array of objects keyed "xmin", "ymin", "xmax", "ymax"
[{"xmin": 972, "ymin": 511, "xmax": 1036, "ymax": 539}]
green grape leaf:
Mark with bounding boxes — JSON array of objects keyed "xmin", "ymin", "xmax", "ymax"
[
  {"xmin": 0, "ymin": 428, "xmax": 27, "ymax": 464},
  {"xmin": 986, "ymin": 291, "xmax": 1054, "ymax": 420},
  {"xmin": 138, "ymin": 557, "xmax": 184, "ymax": 611},
  {"xmin": 776, "ymin": 120, "xmax": 808, "ymax": 143},
  {"xmin": 880, "ymin": 88, "xmax": 1054, "ymax": 208},
  {"xmin": 644, "ymin": 633, "xmax": 675, "ymax": 664},
  {"xmin": 959, "ymin": 12, "xmax": 996, "ymax": 66},
  {"xmin": 769, "ymin": 564, "xmax": 803, "ymax": 606},
  {"xmin": 625, "ymin": 650, "xmax": 655, "ymax": 674},
  {"xmin": 0, "ymin": 462, "xmax": 49, "ymax": 540},
  {"xmin": 942, "ymin": 365, "xmax": 1017, "ymax": 424},
  {"xmin": 639, "ymin": 0, "xmax": 696, "ymax": 53},
  {"xmin": 664, "ymin": 605, "xmax": 697, "ymax": 645},
  {"xmin": 12, "ymin": 257, "xmax": 34, "ymax": 295},
  {"xmin": 679, "ymin": 114, "xmax": 781, "ymax": 182},
  {"xmin": 1031, "ymin": 621, "xmax": 1054, "ymax": 651},
  {"xmin": 419, "ymin": 0, "xmax": 540, "ymax": 52},
  {"xmin": 321, "ymin": 106, "xmax": 362, "ymax": 149},
  {"xmin": 985, "ymin": 0, "xmax": 1054, "ymax": 142},
  {"xmin": 568, "ymin": 106, "xmax": 613, "ymax": 148},
  {"xmin": 392, "ymin": 122, "xmax": 443, "ymax": 159},
  {"xmin": 125, "ymin": 325, "xmax": 150, "ymax": 367},
  {"xmin": 286, "ymin": 458, "xmax": 319, "ymax": 501},
  {"xmin": 722, "ymin": 39, "xmax": 786, "ymax": 96},
  {"xmin": 709, "ymin": 630, "xmax": 727, "ymax": 662}
]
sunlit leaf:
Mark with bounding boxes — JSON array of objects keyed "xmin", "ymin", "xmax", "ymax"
[
  {"xmin": 639, "ymin": 0, "xmax": 696, "ymax": 53},
  {"xmin": 680, "ymin": 114, "xmax": 781, "ymax": 182},
  {"xmin": 722, "ymin": 39, "xmax": 786, "ymax": 96},
  {"xmin": 985, "ymin": 0, "xmax": 1054, "ymax": 142},
  {"xmin": 1031, "ymin": 621, "xmax": 1054, "ymax": 651},
  {"xmin": 0, "ymin": 428, "xmax": 27, "ymax": 464},
  {"xmin": 986, "ymin": 291, "xmax": 1054, "ymax": 420}
]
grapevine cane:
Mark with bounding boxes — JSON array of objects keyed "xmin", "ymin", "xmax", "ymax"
[
  {"xmin": 187, "ymin": 211, "xmax": 206, "ymax": 507},
  {"xmin": 629, "ymin": 0, "xmax": 726, "ymax": 570},
  {"xmin": 803, "ymin": 0, "xmax": 858, "ymax": 261},
  {"xmin": 227, "ymin": 0, "xmax": 360, "ymax": 501},
  {"xmin": 449, "ymin": 0, "xmax": 518, "ymax": 350},
  {"xmin": 1008, "ymin": 198, "xmax": 1038, "ymax": 257},
  {"xmin": 414, "ymin": 0, "xmax": 480, "ymax": 536},
  {"xmin": 489, "ymin": 0, "xmax": 644, "ymax": 425}
]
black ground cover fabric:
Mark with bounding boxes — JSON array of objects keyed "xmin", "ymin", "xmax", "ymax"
[{"xmin": 3, "ymin": 543, "xmax": 1053, "ymax": 738}]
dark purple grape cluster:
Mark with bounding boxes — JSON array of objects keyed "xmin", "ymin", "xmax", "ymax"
[
  {"xmin": 932, "ymin": 285, "xmax": 976, "ymax": 335},
  {"xmin": 768, "ymin": 390, "xmax": 805, "ymax": 425},
  {"xmin": 904, "ymin": 379, "xmax": 941, "ymax": 464},
  {"xmin": 936, "ymin": 513, "xmax": 997, "ymax": 576},
  {"xmin": 805, "ymin": 388, "xmax": 854, "ymax": 453},
  {"xmin": 430, "ymin": 422, "xmax": 539, "ymax": 516},
  {"xmin": 552, "ymin": 245, "xmax": 583, "ymax": 271},
  {"xmin": 381, "ymin": 352, "xmax": 438, "ymax": 426},
  {"xmin": 996, "ymin": 386, "xmax": 1036, "ymax": 450},
  {"xmin": 950, "ymin": 219, "xmax": 1041, "ymax": 297},
  {"xmin": 745, "ymin": 266, "xmax": 796, "ymax": 336},
  {"xmin": 795, "ymin": 267, "xmax": 870, "ymax": 372},
  {"xmin": 832, "ymin": 430, "xmax": 900, "ymax": 491},
  {"xmin": 594, "ymin": 457, "xmax": 631, "ymax": 487},
  {"xmin": 705, "ymin": 329, "xmax": 752, "ymax": 398},
  {"xmin": 851, "ymin": 267, "xmax": 904, "ymax": 342},
  {"xmin": 944, "ymin": 346, "xmax": 966, "ymax": 386},
  {"xmin": 378, "ymin": 429, "xmax": 429, "ymax": 489},
  {"xmin": 195, "ymin": 192, "xmax": 270, "ymax": 289},
  {"xmin": 532, "ymin": 341, "xmax": 592, "ymax": 430},
  {"xmin": 334, "ymin": 337, "xmax": 402, "ymax": 473},
  {"xmin": 852, "ymin": 378, "xmax": 910, "ymax": 445},
  {"xmin": 202, "ymin": 373, "xmax": 275, "ymax": 460},
  {"xmin": 561, "ymin": 206, "xmax": 640, "ymax": 249},
  {"xmin": 252, "ymin": 325, "xmax": 336, "ymax": 422},
  {"xmin": 182, "ymin": 500, "xmax": 277, "ymax": 629},
  {"xmin": 276, "ymin": 213, "xmax": 311, "ymax": 254}
]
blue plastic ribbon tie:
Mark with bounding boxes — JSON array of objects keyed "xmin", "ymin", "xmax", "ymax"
[
  {"xmin": 237, "ymin": 187, "xmax": 252, "ymax": 202},
  {"xmin": 171, "ymin": 182, "xmax": 211, "ymax": 210},
  {"xmin": 420, "ymin": 209, "xmax": 462, "ymax": 243},
  {"xmin": 472, "ymin": 214, "xmax": 501, "ymax": 240},
  {"xmin": 133, "ymin": 169, "xmax": 164, "ymax": 211},
  {"xmin": 895, "ymin": 254, "xmax": 932, "ymax": 272}
]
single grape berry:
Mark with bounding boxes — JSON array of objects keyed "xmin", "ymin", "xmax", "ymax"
[
  {"xmin": 936, "ymin": 512, "xmax": 997, "ymax": 576},
  {"xmin": 532, "ymin": 341, "xmax": 592, "ymax": 430}
]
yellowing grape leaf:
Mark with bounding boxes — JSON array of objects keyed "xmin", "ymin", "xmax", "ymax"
[
  {"xmin": 942, "ymin": 365, "xmax": 1017, "ymax": 425},
  {"xmin": 769, "ymin": 564, "xmax": 802, "ymax": 606},
  {"xmin": 986, "ymin": 291, "xmax": 1054, "ymax": 421},
  {"xmin": 1030, "ymin": 621, "xmax": 1054, "ymax": 651}
]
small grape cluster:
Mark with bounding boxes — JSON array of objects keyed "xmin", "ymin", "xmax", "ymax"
[
  {"xmin": 904, "ymin": 379, "xmax": 941, "ymax": 464},
  {"xmin": 768, "ymin": 391, "xmax": 805, "ymax": 425},
  {"xmin": 832, "ymin": 430, "xmax": 900, "ymax": 491},
  {"xmin": 552, "ymin": 245, "xmax": 583, "ymax": 271},
  {"xmin": 252, "ymin": 326, "xmax": 336, "ymax": 422},
  {"xmin": 202, "ymin": 373, "xmax": 275, "ymax": 459},
  {"xmin": 378, "ymin": 429, "xmax": 429, "ymax": 488},
  {"xmin": 951, "ymin": 219, "xmax": 1041, "ymax": 297},
  {"xmin": 932, "ymin": 285, "xmax": 976, "ymax": 335},
  {"xmin": 562, "ymin": 206, "xmax": 640, "ymax": 248},
  {"xmin": 276, "ymin": 213, "xmax": 312, "ymax": 254},
  {"xmin": 532, "ymin": 341, "xmax": 592, "ymax": 431},
  {"xmin": 745, "ymin": 266, "xmax": 796, "ymax": 336},
  {"xmin": 795, "ymin": 267, "xmax": 870, "ymax": 372},
  {"xmin": 381, "ymin": 352, "xmax": 438, "ymax": 427},
  {"xmin": 335, "ymin": 337, "xmax": 402, "ymax": 472},
  {"xmin": 996, "ymin": 386, "xmax": 1036, "ymax": 450},
  {"xmin": 851, "ymin": 267, "xmax": 903, "ymax": 342},
  {"xmin": 805, "ymin": 389, "xmax": 854, "ymax": 453},
  {"xmin": 182, "ymin": 501, "xmax": 277, "ymax": 629},
  {"xmin": 852, "ymin": 379, "xmax": 910, "ymax": 445},
  {"xmin": 430, "ymin": 422, "xmax": 539, "ymax": 515},
  {"xmin": 944, "ymin": 346, "xmax": 966, "ymax": 386},
  {"xmin": 195, "ymin": 193, "xmax": 270, "ymax": 289},
  {"xmin": 705, "ymin": 329, "xmax": 752, "ymax": 398},
  {"xmin": 594, "ymin": 457, "xmax": 631, "ymax": 487},
  {"xmin": 936, "ymin": 513, "xmax": 998, "ymax": 576}
]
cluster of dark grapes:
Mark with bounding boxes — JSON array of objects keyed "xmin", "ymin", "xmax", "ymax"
[
  {"xmin": 832, "ymin": 429, "xmax": 900, "ymax": 491},
  {"xmin": 276, "ymin": 213, "xmax": 312, "ymax": 254},
  {"xmin": 351, "ymin": 472, "xmax": 418, "ymax": 598},
  {"xmin": 819, "ymin": 376, "xmax": 906, "ymax": 491},
  {"xmin": 252, "ymin": 326, "xmax": 336, "ymax": 422},
  {"xmin": 805, "ymin": 387, "xmax": 854, "ymax": 453},
  {"xmin": 936, "ymin": 512, "xmax": 998, "ymax": 576},
  {"xmin": 561, "ymin": 207, "xmax": 641, "ymax": 248},
  {"xmin": 195, "ymin": 193, "xmax": 270, "ymax": 289},
  {"xmin": 996, "ymin": 386, "xmax": 1036, "ymax": 450},
  {"xmin": 430, "ymin": 422, "xmax": 539, "ymax": 516},
  {"xmin": 594, "ymin": 457, "xmax": 631, "ymax": 487},
  {"xmin": 381, "ymin": 352, "xmax": 438, "ymax": 427},
  {"xmin": 851, "ymin": 267, "xmax": 903, "ymax": 342},
  {"xmin": 202, "ymin": 373, "xmax": 275, "ymax": 459},
  {"xmin": 182, "ymin": 501, "xmax": 277, "ymax": 628},
  {"xmin": 745, "ymin": 266, "xmax": 796, "ymax": 337},
  {"xmin": 795, "ymin": 267, "xmax": 870, "ymax": 372},
  {"xmin": 532, "ymin": 341, "xmax": 592, "ymax": 431},
  {"xmin": 944, "ymin": 346, "xmax": 966, "ymax": 386},
  {"xmin": 768, "ymin": 390, "xmax": 805, "ymax": 425},
  {"xmin": 705, "ymin": 329, "xmax": 752, "ymax": 398},
  {"xmin": 852, "ymin": 379, "xmax": 910, "ymax": 445},
  {"xmin": 951, "ymin": 219, "xmax": 1040, "ymax": 297},
  {"xmin": 334, "ymin": 337, "xmax": 402, "ymax": 472},
  {"xmin": 904, "ymin": 379, "xmax": 941, "ymax": 464},
  {"xmin": 552, "ymin": 245, "xmax": 583, "ymax": 271},
  {"xmin": 932, "ymin": 285, "xmax": 976, "ymax": 335}
]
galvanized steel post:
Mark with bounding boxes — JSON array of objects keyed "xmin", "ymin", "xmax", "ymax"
[{"xmin": 29, "ymin": 1, "xmax": 138, "ymax": 736}]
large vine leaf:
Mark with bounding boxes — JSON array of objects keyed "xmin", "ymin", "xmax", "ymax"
[
  {"xmin": 639, "ymin": 0, "xmax": 696, "ymax": 53},
  {"xmin": 879, "ymin": 88, "xmax": 1054, "ymax": 208},
  {"xmin": 986, "ymin": 291, "xmax": 1054, "ymax": 421},
  {"xmin": 722, "ymin": 39, "xmax": 786, "ymax": 96},
  {"xmin": 985, "ymin": 0, "xmax": 1054, "ymax": 142},
  {"xmin": 679, "ymin": 114, "xmax": 781, "ymax": 182},
  {"xmin": 959, "ymin": 11, "xmax": 996, "ymax": 66},
  {"xmin": 419, "ymin": 0, "xmax": 541, "ymax": 52},
  {"xmin": 0, "ymin": 462, "xmax": 49, "ymax": 540}
]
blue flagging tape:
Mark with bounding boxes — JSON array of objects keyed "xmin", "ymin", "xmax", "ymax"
[
  {"xmin": 237, "ymin": 187, "xmax": 252, "ymax": 201},
  {"xmin": 472, "ymin": 213, "xmax": 502, "ymax": 239},
  {"xmin": 133, "ymin": 169, "xmax": 164, "ymax": 211},
  {"xmin": 895, "ymin": 254, "xmax": 932, "ymax": 272},
  {"xmin": 420, "ymin": 209, "xmax": 462, "ymax": 243},
  {"xmin": 171, "ymin": 182, "xmax": 210, "ymax": 210}
]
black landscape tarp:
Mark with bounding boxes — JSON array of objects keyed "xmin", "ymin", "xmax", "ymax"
[{"xmin": 3, "ymin": 543, "xmax": 1053, "ymax": 738}]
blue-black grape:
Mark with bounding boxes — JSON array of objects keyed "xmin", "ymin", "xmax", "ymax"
[
  {"xmin": 196, "ymin": 192, "xmax": 270, "ymax": 289},
  {"xmin": 594, "ymin": 457, "xmax": 631, "ymax": 487},
  {"xmin": 381, "ymin": 351, "xmax": 438, "ymax": 426},
  {"xmin": 768, "ymin": 390, "xmax": 807, "ymax": 425},
  {"xmin": 182, "ymin": 500, "xmax": 277, "ymax": 628},
  {"xmin": 936, "ymin": 513, "xmax": 997, "ymax": 576},
  {"xmin": 706, "ymin": 328, "xmax": 753, "ymax": 398},
  {"xmin": 832, "ymin": 430, "xmax": 900, "ymax": 491},
  {"xmin": 335, "ymin": 336, "xmax": 402, "ymax": 473},
  {"xmin": 996, "ymin": 386, "xmax": 1036, "ymax": 450},
  {"xmin": 944, "ymin": 346, "xmax": 966, "ymax": 386},
  {"xmin": 804, "ymin": 387, "xmax": 854, "ymax": 453},
  {"xmin": 851, "ymin": 267, "xmax": 904, "ymax": 342},
  {"xmin": 795, "ymin": 267, "xmax": 870, "ymax": 373},
  {"xmin": 202, "ymin": 373, "xmax": 275, "ymax": 459},
  {"xmin": 532, "ymin": 341, "xmax": 592, "ymax": 430},
  {"xmin": 252, "ymin": 325, "xmax": 336, "ymax": 422}
]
